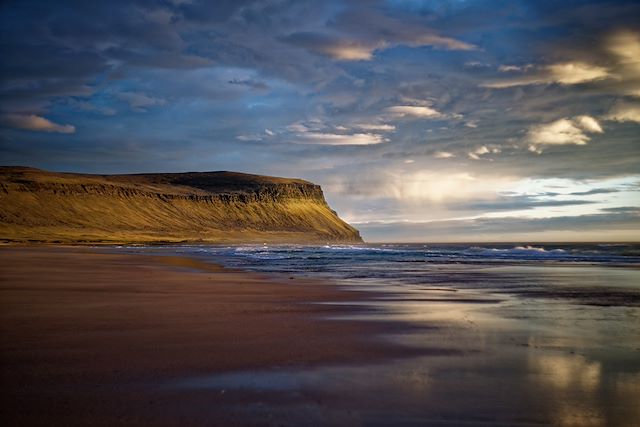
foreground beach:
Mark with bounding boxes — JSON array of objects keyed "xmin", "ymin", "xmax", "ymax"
[
  {"xmin": 2, "ymin": 244, "xmax": 640, "ymax": 426},
  {"xmin": 0, "ymin": 246, "xmax": 414, "ymax": 426}
]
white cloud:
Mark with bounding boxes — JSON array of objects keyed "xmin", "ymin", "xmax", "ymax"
[
  {"xmin": 482, "ymin": 76, "xmax": 542, "ymax": 88},
  {"xmin": 498, "ymin": 65, "xmax": 519, "ymax": 72},
  {"xmin": 528, "ymin": 119, "xmax": 589, "ymax": 145},
  {"xmin": 546, "ymin": 62, "xmax": 610, "ymax": 85},
  {"xmin": 605, "ymin": 102, "xmax": 640, "ymax": 123},
  {"xmin": 483, "ymin": 62, "xmax": 610, "ymax": 88},
  {"xmin": 286, "ymin": 122, "xmax": 310, "ymax": 133},
  {"xmin": 575, "ymin": 115, "xmax": 604, "ymax": 133},
  {"xmin": 526, "ymin": 116, "xmax": 603, "ymax": 152},
  {"xmin": 237, "ymin": 128, "xmax": 276, "ymax": 141},
  {"xmin": 294, "ymin": 132, "xmax": 386, "ymax": 146},
  {"xmin": 408, "ymin": 34, "xmax": 476, "ymax": 51},
  {"xmin": 353, "ymin": 123, "xmax": 396, "ymax": 131},
  {"xmin": 236, "ymin": 134, "xmax": 261, "ymax": 141},
  {"xmin": 285, "ymin": 119, "xmax": 389, "ymax": 145},
  {"xmin": 470, "ymin": 146, "xmax": 489, "ymax": 158},
  {"xmin": 498, "ymin": 64, "xmax": 533, "ymax": 72},
  {"xmin": 434, "ymin": 151, "xmax": 455, "ymax": 159},
  {"xmin": 323, "ymin": 41, "xmax": 382, "ymax": 61},
  {"xmin": 386, "ymin": 105, "xmax": 443, "ymax": 119},
  {"xmin": 329, "ymin": 34, "xmax": 473, "ymax": 61},
  {"xmin": 468, "ymin": 145, "xmax": 500, "ymax": 160},
  {"xmin": 0, "ymin": 114, "xmax": 75, "ymax": 134}
]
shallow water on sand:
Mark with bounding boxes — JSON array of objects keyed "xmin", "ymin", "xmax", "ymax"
[{"xmin": 122, "ymin": 244, "xmax": 640, "ymax": 426}]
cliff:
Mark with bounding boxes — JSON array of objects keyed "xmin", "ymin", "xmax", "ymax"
[{"xmin": 0, "ymin": 167, "xmax": 363, "ymax": 244}]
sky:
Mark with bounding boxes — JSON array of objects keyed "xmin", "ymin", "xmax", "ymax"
[{"xmin": 1, "ymin": 0, "xmax": 639, "ymax": 242}]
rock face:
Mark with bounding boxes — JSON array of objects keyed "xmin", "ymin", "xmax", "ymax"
[{"xmin": 0, "ymin": 167, "xmax": 363, "ymax": 244}]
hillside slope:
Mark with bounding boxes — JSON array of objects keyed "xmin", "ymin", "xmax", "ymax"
[{"xmin": 0, "ymin": 167, "xmax": 362, "ymax": 244}]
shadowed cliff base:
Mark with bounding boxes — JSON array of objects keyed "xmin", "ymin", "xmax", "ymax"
[{"xmin": 0, "ymin": 167, "xmax": 362, "ymax": 244}]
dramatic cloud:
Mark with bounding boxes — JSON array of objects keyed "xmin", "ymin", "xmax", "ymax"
[
  {"xmin": 285, "ymin": 33, "xmax": 464, "ymax": 61},
  {"xmin": 468, "ymin": 146, "xmax": 500, "ymax": 160},
  {"xmin": 605, "ymin": 102, "xmax": 640, "ymax": 123},
  {"xmin": 575, "ymin": 115, "xmax": 604, "ymax": 133},
  {"xmin": 486, "ymin": 29, "xmax": 640, "ymax": 98},
  {"xmin": 293, "ymin": 132, "xmax": 386, "ymax": 146},
  {"xmin": 283, "ymin": 10, "xmax": 475, "ymax": 62},
  {"xmin": 483, "ymin": 62, "xmax": 610, "ymax": 88},
  {"xmin": 606, "ymin": 30, "xmax": 640, "ymax": 74},
  {"xmin": 329, "ymin": 6, "xmax": 477, "ymax": 54},
  {"xmin": 0, "ymin": 114, "xmax": 75, "ymax": 134},
  {"xmin": 353, "ymin": 123, "xmax": 396, "ymax": 131},
  {"xmin": 526, "ymin": 116, "xmax": 603, "ymax": 153},
  {"xmin": 434, "ymin": 151, "xmax": 455, "ymax": 159},
  {"xmin": 498, "ymin": 64, "xmax": 534, "ymax": 72},
  {"xmin": 545, "ymin": 63, "xmax": 610, "ymax": 85},
  {"xmin": 2, "ymin": 0, "xmax": 640, "ymax": 241},
  {"xmin": 283, "ymin": 32, "xmax": 382, "ymax": 61},
  {"xmin": 405, "ymin": 33, "xmax": 476, "ymax": 51},
  {"xmin": 386, "ymin": 105, "xmax": 443, "ymax": 119}
]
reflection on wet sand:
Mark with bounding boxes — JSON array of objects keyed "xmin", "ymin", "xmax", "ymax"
[
  {"xmin": 528, "ymin": 352, "xmax": 604, "ymax": 426},
  {"xmin": 529, "ymin": 353, "xmax": 602, "ymax": 391},
  {"xmin": 171, "ymin": 270, "xmax": 640, "ymax": 426}
]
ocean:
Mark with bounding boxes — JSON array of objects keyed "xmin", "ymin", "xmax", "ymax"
[
  {"xmin": 128, "ymin": 242, "xmax": 640, "ymax": 306},
  {"xmin": 119, "ymin": 243, "xmax": 640, "ymax": 426}
]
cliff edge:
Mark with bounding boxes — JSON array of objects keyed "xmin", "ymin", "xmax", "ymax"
[{"xmin": 0, "ymin": 167, "xmax": 363, "ymax": 244}]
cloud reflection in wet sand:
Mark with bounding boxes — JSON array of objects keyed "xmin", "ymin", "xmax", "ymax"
[
  {"xmin": 529, "ymin": 353, "xmax": 601, "ymax": 392},
  {"xmin": 529, "ymin": 353, "xmax": 604, "ymax": 426}
]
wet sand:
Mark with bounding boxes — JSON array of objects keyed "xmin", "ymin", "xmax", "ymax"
[
  {"xmin": 0, "ymin": 246, "xmax": 416, "ymax": 426},
  {"xmin": 3, "ymin": 246, "xmax": 640, "ymax": 426}
]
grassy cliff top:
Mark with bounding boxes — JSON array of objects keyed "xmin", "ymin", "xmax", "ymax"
[{"xmin": 0, "ymin": 166, "xmax": 317, "ymax": 196}]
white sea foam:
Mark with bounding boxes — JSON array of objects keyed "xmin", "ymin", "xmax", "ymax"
[{"xmin": 513, "ymin": 245, "xmax": 566, "ymax": 253}]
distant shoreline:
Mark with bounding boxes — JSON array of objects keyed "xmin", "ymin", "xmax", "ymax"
[{"xmin": 3, "ymin": 240, "xmax": 638, "ymax": 246}]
